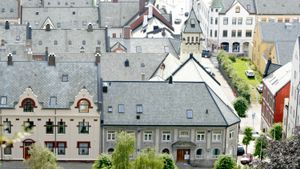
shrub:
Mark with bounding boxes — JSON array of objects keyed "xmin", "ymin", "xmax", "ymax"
[
  {"xmin": 214, "ymin": 155, "xmax": 237, "ymax": 169},
  {"xmin": 93, "ymin": 154, "xmax": 112, "ymax": 169},
  {"xmin": 233, "ymin": 97, "xmax": 249, "ymax": 117},
  {"xmin": 229, "ymin": 55, "xmax": 236, "ymax": 62},
  {"xmin": 160, "ymin": 154, "xmax": 177, "ymax": 169}
]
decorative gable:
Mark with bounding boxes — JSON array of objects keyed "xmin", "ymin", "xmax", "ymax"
[{"xmin": 41, "ymin": 17, "xmax": 56, "ymax": 30}]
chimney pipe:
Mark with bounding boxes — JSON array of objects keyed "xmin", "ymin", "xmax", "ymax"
[
  {"xmin": 26, "ymin": 23, "xmax": 32, "ymax": 40},
  {"xmin": 123, "ymin": 26, "xmax": 131, "ymax": 39},
  {"xmin": 104, "ymin": 26, "xmax": 110, "ymax": 52},
  {"xmin": 5, "ymin": 21, "xmax": 10, "ymax": 30},
  {"xmin": 7, "ymin": 53, "xmax": 13, "ymax": 66},
  {"xmin": 95, "ymin": 52, "xmax": 101, "ymax": 65},
  {"xmin": 168, "ymin": 76, "xmax": 173, "ymax": 84},
  {"xmin": 139, "ymin": 0, "xmax": 146, "ymax": 15},
  {"xmin": 87, "ymin": 23, "xmax": 93, "ymax": 32},
  {"xmin": 48, "ymin": 53, "xmax": 56, "ymax": 66}
]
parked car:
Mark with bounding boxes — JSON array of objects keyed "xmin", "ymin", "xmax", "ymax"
[
  {"xmin": 257, "ymin": 84, "xmax": 263, "ymax": 93},
  {"xmin": 237, "ymin": 144, "xmax": 245, "ymax": 156},
  {"xmin": 201, "ymin": 50, "xmax": 212, "ymax": 58},
  {"xmin": 240, "ymin": 153, "xmax": 253, "ymax": 165},
  {"xmin": 174, "ymin": 18, "xmax": 182, "ymax": 24},
  {"xmin": 252, "ymin": 131, "xmax": 260, "ymax": 139},
  {"xmin": 245, "ymin": 70, "xmax": 255, "ymax": 78}
]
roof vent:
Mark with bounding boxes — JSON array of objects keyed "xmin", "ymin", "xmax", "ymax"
[
  {"xmin": 124, "ymin": 59, "xmax": 129, "ymax": 67},
  {"xmin": 87, "ymin": 23, "xmax": 93, "ymax": 32},
  {"xmin": 103, "ymin": 82, "xmax": 108, "ymax": 93},
  {"xmin": 7, "ymin": 53, "xmax": 13, "ymax": 66},
  {"xmin": 136, "ymin": 115, "xmax": 140, "ymax": 120},
  {"xmin": 5, "ymin": 21, "xmax": 10, "ymax": 30}
]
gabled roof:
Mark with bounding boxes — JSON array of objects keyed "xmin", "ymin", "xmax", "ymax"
[
  {"xmin": 219, "ymin": 0, "xmax": 256, "ymax": 14},
  {"xmin": 182, "ymin": 8, "xmax": 202, "ymax": 33},
  {"xmin": 130, "ymin": 5, "xmax": 174, "ymax": 31},
  {"xmin": 275, "ymin": 41, "xmax": 295, "ymax": 65},
  {"xmin": 263, "ymin": 62, "xmax": 292, "ymax": 95},
  {"xmin": 41, "ymin": 17, "xmax": 56, "ymax": 29},
  {"xmin": 110, "ymin": 42, "xmax": 127, "ymax": 52},
  {"xmin": 255, "ymin": 0, "xmax": 300, "ymax": 15},
  {"xmin": 103, "ymin": 81, "xmax": 240, "ymax": 126},
  {"xmin": 0, "ymin": 61, "xmax": 99, "ymax": 109}
]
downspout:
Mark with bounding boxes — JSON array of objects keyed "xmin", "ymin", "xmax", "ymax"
[{"xmin": 294, "ymin": 83, "xmax": 300, "ymax": 134}]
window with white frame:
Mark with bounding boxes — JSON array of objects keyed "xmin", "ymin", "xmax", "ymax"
[
  {"xmin": 107, "ymin": 131, "xmax": 116, "ymax": 141},
  {"xmin": 136, "ymin": 104, "xmax": 143, "ymax": 114},
  {"xmin": 223, "ymin": 17, "xmax": 228, "ymax": 25},
  {"xmin": 229, "ymin": 130, "xmax": 234, "ymax": 139},
  {"xmin": 238, "ymin": 17, "xmax": 243, "ymax": 25},
  {"xmin": 108, "ymin": 106, "xmax": 113, "ymax": 113},
  {"xmin": 212, "ymin": 131, "xmax": 222, "ymax": 142},
  {"xmin": 162, "ymin": 131, "xmax": 171, "ymax": 141},
  {"xmin": 144, "ymin": 131, "xmax": 153, "ymax": 141},
  {"xmin": 179, "ymin": 130, "xmax": 189, "ymax": 137},
  {"xmin": 45, "ymin": 142, "xmax": 55, "ymax": 152},
  {"xmin": 78, "ymin": 142, "xmax": 90, "ymax": 155},
  {"xmin": 118, "ymin": 104, "xmax": 125, "ymax": 113},
  {"xmin": 246, "ymin": 17, "xmax": 253, "ymax": 25},
  {"xmin": 57, "ymin": 142, "xmax": 66, "ymax": 155},
  {"xmin": 232, "ymin": 17, "xmax": 237, "ymax": 25},
  {"xmin": 186, "ymin": 109, "xmax": 193, "ymax": 119},
  {"xmin": 196, "ymin": 131, "xmax": 205, "ymax": 141}
]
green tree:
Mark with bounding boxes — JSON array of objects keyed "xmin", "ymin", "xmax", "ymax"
[
  {"xmin": 254, "ymin": 135, "xmax": 268, "ymax": 159},
  {"xmin": 269, "ymin": 123, "xmax": 282, "ymax": 140},
  {"xmin": 214, "ymin": 155, "xmax": 237, "ymax": 169},
  {"xmin": 134, "ymin": 148, "xmax": 164, "ymax": 169},
  {"xmin": 93, "ymin": 153, "xmax": 112, "ymax": 169},
  {"xmin": 25, "ymin": 144, "xmax": 60, "ymax": 169},
  {"xmin": 160, "ymin": 153, "xmax": 177, "ymax": 169},
  {"xmin": 112, "ymin": 131, "xmax": 135, "ymax": 169},
  {"xmin": 233, "ymin": 97, "xmax": 249, "ymax": 117},
  {"xmin": 242, "ymin": 127, "xmax": 253, "ymax": 154}
]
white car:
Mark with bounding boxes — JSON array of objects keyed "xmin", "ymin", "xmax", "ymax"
[{"xmin": 245, "ymin": 70, "xmax": 255, "ymax": 78}]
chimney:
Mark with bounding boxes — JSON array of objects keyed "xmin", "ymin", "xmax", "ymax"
[
  {"xmin": 95, "ymin": 52, "xmax": 101, "ymax": 65},
  {"xmin": 139, "ymin": 0, "xmax": 146, "ymax": 15},
  {"xmin": 5, "ymin": 21, "xmax": 10, "ymax": 30},
  {"xmin": 142, "ymin": 15, "xmax": 148, "ymax": 27},
  {"xmin": 45, "ymin": 24, "xmax": 51, "ymax": 31},
  {"xmin": 124, "ymin": 59, "xmax": 129, "ymax": 67},
  {"xmin": 148, "ymin": 5, "xmax": 153, "ymax": 19},
  {"xmin": 87, "ymin": 23, "xmax": 93, "ymax": 32},
  {"xmin": 7, "ymin": 53, "xmax": 13, "ymax": 66},
  {"xmin": 189, "ymin": 53, "xmax": 193, "ymax": 58},
  {"xmin": 263, "ymin": 58, "xmax": 272, "ymax": 77},
  {"xmin": 45, "ymin": 47, "xmax": 49, "ymax": 60},
  {"xmin": 48, "ymin": 53, "xmax": 56, "ymax": 66},
  {"xmin": 26, "ymin": 23, "xmax": 32, "ymax": 40},
  {"xmin": 123, "ymin": 26, "xmax": 131, "ymax": 39},
  {"xmin": 168, "ymin": 76, "xmax": 173, "ymax": 84},
  {"xmin": 104, "ymin": 26, "xmax": 110, "ymax": 52}
]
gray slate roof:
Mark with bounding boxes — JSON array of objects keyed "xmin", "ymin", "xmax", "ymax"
[
  {"xmin": 255, "ymin": 0, "xmax": 300, "ymax": 15},
  {"xmin": 22, "ymin": 7, "xmax": 99, "ymax": 29},
  {"xmin": 31, "ymin": 29, "xmax": 106, "ymax": 54},
  {"xmin": 103, "ymin": 81, "xmax": 240, "ymax": 126},
  {"xmin": 218, "ymin": 0, "xmax": 256, "ymax": 14},
  {"xmin": 0, "ymin": 61, "xmax": 99, "ymax": 108},
  {"xmin": 99, "ymin": 2, "xmax": 139, "ymax": 27},
  {"xmin": 109, "ymin": 38, "xmax": 181, "ymax": 56},
  {"xmin": 21, "ymin": 0, "xmax": 95, "ymax": 7},
  {"xmin": 275, "ymin": 41, "xmax": 294, "ymax": 65},
  {"xmin": 0, "ymin": 0, "xmax": 19, "ymax": 19},
  {"xmin": 182, "ymin": 8, "xmax": 202, "ymax": 33},
  {"xmin": 101, "ymin": 53, "xmax": 166, "ymax": 81}
]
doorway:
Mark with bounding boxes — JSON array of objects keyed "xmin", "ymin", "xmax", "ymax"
[
  {"xmin": 23, "ymin": 139, "xmax": 35, "ymax": 159},
  {"xmin": 177, "ymin": 149, "xmax": 190, "ymax": 162}
]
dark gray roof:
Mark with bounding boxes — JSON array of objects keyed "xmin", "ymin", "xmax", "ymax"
[
  {"xmin": 275, "ymin": 41, "xmax": 294, "ymax": 65},
  {"xmin": 183, "ymin": 8, "xmax": 202, "ymax": 33},
  {"xmin": 218, "ymin": 0, "xmax": 256, "ymax": 14},
  {"xmin": 21, "ymin": 0, "xmax": 95, "ymax": 7},
  {"xmin": 31, "ymin": 29, "xmax": 106, "ymax": 54},
  {"xmin": 259, "ymin": 23, "xmax": 300, "ymax": 42},
  {"xmin": 255, "ymin": 0, "xmax": 300, "ymax": 14},
  {"xmin": 99, "ymin": 2, "xmax": 139, "ymax": 27},
  {"xmin": 211, "ymin": 0, "xmax": 223, "ymax": 9},
  {"xmin": 103, "ymin": 81, "xmax": 240, "ymax": 126},
  {"xmin": 0, "ymin": 61, "xmax": 99, "ymax": 108},
  {"xmin": 264, "ymin": 63, "xmax": 281, "ymax": 77},
  {"xmin": 101, "ymin": 53, "xmax": 166, "ymax": 81},
  {"xmin": 21, "ymin": 7, "xmax": 99, "ymax": 29},
  {"xmin": 0, "ymin": 0, "xmax": 19, "ymax": 19},
  {"xmin": 109, "ymin": 38, "xmax": 180, "ymax": 56}
]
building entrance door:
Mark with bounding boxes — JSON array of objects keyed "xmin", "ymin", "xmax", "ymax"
[
  {"xmin": 23, "ymin": 139, "xmax": 35, "ymax": 159},
  {"xmin": 177, "ymin": 149, "xmax": 190, "ymax": 162}
]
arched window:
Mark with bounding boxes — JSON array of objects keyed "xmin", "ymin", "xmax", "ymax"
[
  {"xmin": 212, "ymin": 148, "xmax": 220, "ymax": 158},
  {"xmin": 79, "ymin": 99, "xmax": 89, "ymax": 113},
  {"xmin": 22, "ymin": 98, "xmax": 35, "ymax": 112},
  {"xmin": 162, "ymin": 148, "xmax": 169, "ymax": 154},
  {"xmin": 108, "ymin": 148, "xmax": 114, "ymax": 154},
  {"xmin": 235, "ymin": 6, "xmax": 240, "ymax": 13},
  {"xmin": 196, "ymin": 148, "xmax": 203, "ymax": 159}
]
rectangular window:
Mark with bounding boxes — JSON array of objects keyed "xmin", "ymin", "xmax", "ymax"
[
  {"xmin": 57, "ymin": 142, "xmax": 66, "ymax": 155},
  {"xmin": 246, "ymin": 17, "xmax": 253, "ymax": 25},
  {"xmin": 210, "ymin": 17, "xmax": 213, "ymax": 24},
  {"xmin": 214, "ymin": 30, "xmax": 217, "ymax": 37},
  {"xmin": 0, "ymin": 96, "xmax": 7, "ymax": 105},
  {"xmin": 136, "ymin": 104, "xmax": 143, "ymax": 114},
  {"xmin": 238, "ymin": 17, "xmax": 243, "ymax": 25},
  {"xmin": 49, "ymin": 96, "xmax": 57, "ymax": 107},
  {"xmin": 144, "ymin": 131, "xmax": 153, "ymax": 141},
  {"xmin": 45, "ymin": 121, "xmax": 54, "ymax": 134},
  {"xmin": 245, "ymin": 30, "xmax": 252, "ymax": 37},
  {"xmin": 232, "ymin": 17, "xmax": 236, "ymax": 25},
  {"xmin": 45, "ymin": 142, "xmax": 55, "ymax": 152},
  {"xmin": 62, "ymin": 74, "xmax": 68, "ymax": 82},
  {"xmin": 4, "ymin": 144, "xmax": 12, "ymax": 155},
  {"xmin": 229, "ymin": 130, "xmax": 234, "ymax": 139},
  {"xmin": 186, "ymin": 109, "xmax": 193, "ymax": 119},
  {"xmin": 212, "ymin": 131, "xmax": 222, "ymax": 142},
  {"xmin": 78, "ymin": 121, "xmax": 89, "ymax": 134},
  {"xmin": 162, "ymin": 131, "xmax": 171, "ymax": 141},
  {"xmin": 285, "ymin": 18, "xmax": 290, "ymax": 23},
  {"xmin": 108, "ymin": 106, "xmax": 113, "ymax": 113},
  {"xmin": 179, "ymin": 130, "xmax": 189, "ymax": 137},
  {"xmin": 107, "ymin": 131, "xmax": 116, "ymax": 141},
  {"xmin": 196, "ymin": 131, "xmax": 205, "ymax": 141},
  {"xmin": 3, "ymin": 120, "xmax": 11, "ymax": 134},
  {"xmin": 210, "ymin": 30, "xmax": 212, "ymax": 37},
  {"xmin": 223, "ymin": 17, "xmax": 228, "ymax": 25},
  {"xmin": 215, "ymin": 18, "xmax": 218, "ymax": 25},
  {"xmin": 222, "ymin": 30, "xmax": 228, "ymax": 37},
  {"xmin": 118, "ymin": 104, "xmax": 125, "ymax": 113},
  {"xmin": 78, "ymin": 142, "xmax": 90, "ymax": 155},
  {"xmin": 112, "ymin": 33, "xmax": 116, "ymax": 38},
  {"xmin": 57, "ymin": 121, "xmax": 66, "ymax": 134},
  {"xmin": 237, "ymin": 30, "xmax": 242, "ymax": 37},
  {"xmin": 231, "ymin": 30, "xmax": 236, "ymax": 37},
  {"xmin": 164, "ymin": 46, "xmax": 169, "ymax": 53}
]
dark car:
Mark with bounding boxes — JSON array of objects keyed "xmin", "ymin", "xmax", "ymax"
[
  {"xmin": 202, "ymin": 50, "xmax": 211, "ymax": 58},
  {"xmin": 237, "ymin": 144, "xmax": 245, "ymax": 156}
]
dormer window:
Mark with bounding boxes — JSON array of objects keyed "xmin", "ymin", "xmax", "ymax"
[
  {"xmin": 21, "ymin": 98, "xmax": 36, "ymax": 112},
  {"xmin": 118, "ymin": 104, "xmax": 125, "ymax": 113},
  {"xmin": 186, "ymin": 109, "xmax": 193, "ymax": 119},
  {"xmin": 235, "ymin": 6, "xmax": 240, "ymax": 13},
  {"xmin": 0, "ymin": 96, "xmax": 7, "ymax": 106},
  {"xmin": 136, "ymin": 104, "xmax": 143, "ymax": 114},
  {"xmin": 78, "ymin": 99, "xmax": 90, "ymax": 113},
  {"xmin": 49, "ymin": 96, "xmax": 57, "ymax": 107},
  {"xmin": 124, "ymin": 59, "xmax": 129, "ymax": 67},
  {"xmin": 191, "ymin": 19, "xmax": 195, "ymax": 28},
  {"xmin": 62, "ymin": 74, "xmax": 68, "ymax": 82}
]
